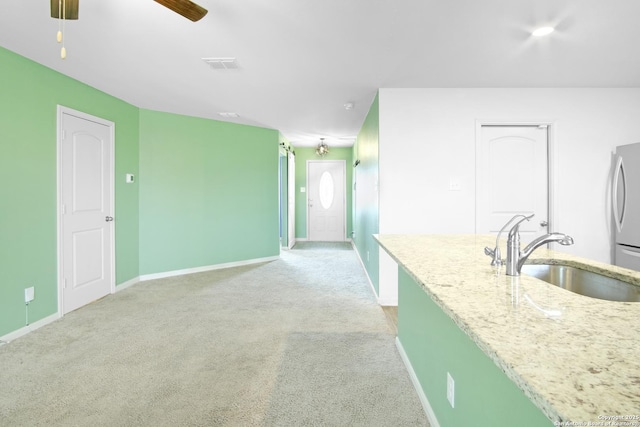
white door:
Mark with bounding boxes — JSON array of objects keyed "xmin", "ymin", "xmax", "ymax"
[
  {"xmin": 59, "ymin": 108, "xmax": 114, "ymax": 314},
  {"xmin": 307, "ymin": 160, "xmax": 346, "ymax": 241},
  {"xmin": 287, "ymin": 151, "xmax": 296, "ymax": 248},
  {"xmin": 476, "ymin": 125, "xmax": 549, "ymax": 242}
]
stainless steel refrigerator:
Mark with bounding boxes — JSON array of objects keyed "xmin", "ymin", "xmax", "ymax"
[{"xmin": 613, "ymin": 142, "xmax": 640, "ymax": 270}]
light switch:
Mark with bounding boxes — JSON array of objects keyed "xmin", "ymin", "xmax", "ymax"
[
  {"xmin": 300, "ymin": 187, "xmax": 306, "ymax": 193},
  {"xmin": 126, "ymin": 174, "xmax": 135, "ymax": 183}
]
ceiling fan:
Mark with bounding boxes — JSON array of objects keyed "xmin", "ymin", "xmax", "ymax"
[{"xmin": 50, "ymin": 0, "xmax": 208, "ymax": 22}]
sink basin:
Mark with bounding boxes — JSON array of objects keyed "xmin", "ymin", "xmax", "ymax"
[{"xmin": 520, "ymin": 263, "xmax": 640, "ymax": 302}]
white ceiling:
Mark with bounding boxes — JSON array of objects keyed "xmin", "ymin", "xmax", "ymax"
[{"xmin": 1, "ymin": 0, "xmax": 639, "ymax": 147}]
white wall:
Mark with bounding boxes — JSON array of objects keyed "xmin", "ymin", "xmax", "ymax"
[{"xmin": 379, "ymin": 88, "xmax": 640, "ymax": 264}]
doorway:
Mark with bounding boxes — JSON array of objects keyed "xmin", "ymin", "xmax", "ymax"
[
  {"xmin": 476, "ymin": 124, "xmax": 553, "ymax": 241},
  {"xmin": 307, "ymin": 160, "xmax": 346, "ymax": 241},
  {"xmin": 57, "ymin": 106, "xmax": 115, "ymax": 314},
  {"xmin": 287, "ymin": 151, "xmax": 296, "ymax": 248}
]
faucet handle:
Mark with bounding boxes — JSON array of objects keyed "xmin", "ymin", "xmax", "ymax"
[
  {"xmin": 507, "ymin": 213, "xmax": 535, "ymax": 237},
  {"xmin": 484, "ymin": 246, "xmax": 503, "ymax": 266}
]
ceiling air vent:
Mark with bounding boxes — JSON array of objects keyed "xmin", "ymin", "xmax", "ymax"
[{"xmin": 202, "ymin": 57, "xmax": 239, "ymax": 70}]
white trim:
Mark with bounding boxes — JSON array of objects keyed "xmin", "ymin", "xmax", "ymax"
[
  {"xmin": 377, "ymin": 297, "xmax": 398, "ymax": 306},
  {"xmin": 139, "ymin": 256, "xmax": 280, "ymax": 281},
  {"xmin": 0, "ymin": 313, "xmax": 60, "ymax": 344},
  {"xmin": 378, "ymin": 246, "xmax": 398, "ymax": 306},
  {"xmin": 57, "ymin": 106, "xmax": 116, "ymax": 315},
  {"xmin": 474, "ymin": 120, "xmax": 556, "ymax": 233},
  {"xmin": 351, "ymin": 241, "xmax": 379, "ymax": 301},
  {"xmin": 287, "ymin": 151, "xmax": 296, "ymax": 249},
  {"xmin": 396, "ymin": 337, "xmax": 441, "ymax": 427},
  {"xmin": 115, "ymin": 276, "xmax": 140, "ymax": 292},
  {"xmin": 377, "ymin": 295, "xmax": 399, "ymax": 307}
]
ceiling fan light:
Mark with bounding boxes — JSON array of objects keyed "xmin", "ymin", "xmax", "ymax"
[
  {"xmin": 154, "ymin": 0, "xmax": 208, "ymax": 22},
  {"xmin": 50, "ymin": 0, "xmax": 79, "ymax": 20},
  {"xmin": 315, "ymin": 138, "xmax": 329, "ymax": 157}
]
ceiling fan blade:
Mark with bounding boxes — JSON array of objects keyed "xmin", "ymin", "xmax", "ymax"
[
  {"xmin": 154, "ymin": 0, "xmax": 208, "ymax": 22},
  {"xmin": 50, "ymin": 0, "xmax": 79, "ymax": 20}
]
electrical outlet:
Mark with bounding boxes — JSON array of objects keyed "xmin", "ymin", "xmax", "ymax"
[
  {"xmin": 24, "ymin": 287, "xmax": 35, "ymax": 303},
  {"xmin": 447, "ymin": 372, "xmax": 455, "ymax": 408}
]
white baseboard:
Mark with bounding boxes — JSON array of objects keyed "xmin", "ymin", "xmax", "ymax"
[
  {"xmin": 293, "ymin": 238, "xmax": 352, "ymax": 243},
  {"xmin": 1, "ymin": 256, "xmax": 280, "ymax": 344},
  {"xmin": 139, "ymin": 255, "xmax": 280, "ymax": 281},
  {"xmin": 0, "ymin": 312, "xmax": 60, "ymax": 344},
  {"xmin": 396, "ymin": 337, "xmax": 441, "ymax": 427},
  {"xmin": 115, "ymin": 276, "xmax": 140, "ymax": 292}
]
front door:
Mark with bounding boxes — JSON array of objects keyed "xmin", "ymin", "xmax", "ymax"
[
  {"xmin": 59, "ymin": 107, "xmax": 114, "ymax": 314},
  {"xmin": 307, "ymin": 160, "xmax": 346, "ymax": 242},
  {"xmin": 476, "ymin": 125, "xmax": 549, "ymax": 242}
]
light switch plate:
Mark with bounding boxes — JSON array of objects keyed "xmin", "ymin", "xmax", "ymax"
[
  {"xmin": 300, "ymin": 187, "xmax": 306, "ymax": 193},
  {"xmin": 126, "ymin": 174, "xmax": 135, "ymax": 183},
  {"xmin": 24, "ymin": 286, "xmax": 35, "ymax": 303},
  {"xmin": 447, "ymin": 372, "xmax": 455, "ymax": 408}
]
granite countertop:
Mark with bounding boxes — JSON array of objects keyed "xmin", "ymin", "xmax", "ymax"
[{"xmin": 375, "ymin": 234, "xmax": 640, "ymax": 425}]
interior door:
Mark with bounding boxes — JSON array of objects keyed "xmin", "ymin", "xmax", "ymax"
[
  {"xmin": 307, "ymin": 160, "xmax": 346, "ymax": 242},
  {"xmin": 59, "ymin": 108, "xmax": 114, "ymax": 314},
  {"xmin": 476, "ymin": 125, "xmax": 549, "ymax": 242}
]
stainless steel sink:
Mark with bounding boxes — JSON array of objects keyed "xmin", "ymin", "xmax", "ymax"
[{"xmin": 520, "ymin": 263, "xmax": 640, "ymax": 302}]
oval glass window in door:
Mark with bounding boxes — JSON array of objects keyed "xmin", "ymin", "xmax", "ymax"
[{"xmin": 319, "ymin": 171, "xmax": 334, "ymax": 209}]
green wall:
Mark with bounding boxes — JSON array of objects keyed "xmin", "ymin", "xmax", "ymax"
[
  {"xmin": 398, "ymin": 268, "xmax": 553, "ymax": 427},
  {"xmin": 138, "ymin": 109, "xmax": 280, "ymax": 275},
  {"xmin": 0, "ymin": 45, "xmax": 282, "ymax": 338},
  {"xmin": 352, "ymin": 94, "xmax": 380, "ymax": 292},
  {"xmin": 293, "ymin": 147, "xmax": 354, "ymax": 240},
  {"xmin": 0, "ymin": 46, "xmax": 140, "ymax": 337}
]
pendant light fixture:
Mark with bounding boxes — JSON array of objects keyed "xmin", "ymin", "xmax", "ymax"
[
  {"xmin": 51, "ymin": 0, "xmax": 79, "ymax": 59},
  {"xmin": 315, "ymin": 138, "xmax": 329, "ymax": 157}
]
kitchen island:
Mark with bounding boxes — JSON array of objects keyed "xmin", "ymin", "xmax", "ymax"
[{"xmin": 376, "ymin": 234, "xmax": 640, "ymax": 427}]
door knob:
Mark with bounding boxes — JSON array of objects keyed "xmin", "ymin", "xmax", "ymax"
[
  {"xmin": 105, "ymin": 216, "xmax": 114, "ymax": 222},
  {"xmin": 540, "ymin": 220, "xmax": 548, "ymax": 227}
]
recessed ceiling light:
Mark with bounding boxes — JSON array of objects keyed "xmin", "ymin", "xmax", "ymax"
[
  {"xmin": 532, "ymin": 26, "xmax": 554, "ymax": 37},
  {"xmin": 218, "ymin": 112, "xmax": 239, "ymax": 118}
]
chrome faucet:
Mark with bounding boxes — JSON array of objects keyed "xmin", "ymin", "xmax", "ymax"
[
  {"xmin": 484, "ymin": 214, "xmax": 534, "ymax": 266},
  {"xmin": 505, "ymin": 217, "xmax": 574, "ymax": 276}
]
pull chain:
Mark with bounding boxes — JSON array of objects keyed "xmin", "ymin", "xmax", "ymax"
[
  {"xmin": 56, "ymin": 0, "xmax": 62, "ymax": 42},
  {"xmin": 56, "ymin": 0, "xmax": 67, "ymax": 59}
]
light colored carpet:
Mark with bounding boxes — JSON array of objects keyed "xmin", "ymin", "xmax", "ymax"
[{"xmin": 0, "ymin": 242, "xmax": 428, "ymax": 426}]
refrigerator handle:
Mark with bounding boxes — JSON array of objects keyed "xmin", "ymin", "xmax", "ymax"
[{"xmin": 613, "ymin": 155, "xmax": 626, "ymax": 233}]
